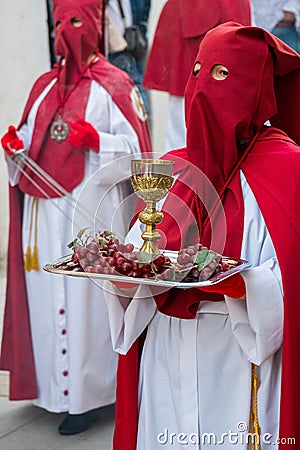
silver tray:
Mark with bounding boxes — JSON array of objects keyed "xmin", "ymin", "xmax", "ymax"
[{"xmin": 44, "ymin": 251, "xmax": 250, "ymax": 289}]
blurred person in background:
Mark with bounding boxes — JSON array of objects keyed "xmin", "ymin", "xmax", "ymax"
[
  {"xmin": 251, "ymin": 0, "xmax": 300, "ymax": 52},
  {"xmin": 0, "ymin": 0, "xmax": 151, "ymax": 436},
  {"xmin": 143, "ymin": 0, "xmax": 251, "ymax": 152}
]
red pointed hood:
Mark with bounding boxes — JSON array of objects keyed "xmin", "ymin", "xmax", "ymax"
[{"xmin": 53, "ymin": 0, "xmax": 105, "ymax": 91}]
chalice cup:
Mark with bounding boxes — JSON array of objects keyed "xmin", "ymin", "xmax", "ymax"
[{"xmin": 131, "ymin": 159, "xmax": 174, "ymax": 256}]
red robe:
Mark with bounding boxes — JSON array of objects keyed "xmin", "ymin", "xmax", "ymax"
[
  {"xmin": 0, "ymin": 55, "xmax": 152, "ymax": 400},
  {"xmin": 113, "ymin": 128, "xmax": 300, "ymax": 449}
]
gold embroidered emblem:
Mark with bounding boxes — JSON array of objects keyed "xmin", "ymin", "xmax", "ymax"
[{"xmin": 130, "ymin": 86, "xmax": 147, "ymax": 122}]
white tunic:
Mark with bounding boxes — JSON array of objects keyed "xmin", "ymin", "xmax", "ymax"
[
  {"xmin": 165, "ymin": 96, "xmax": 186, "ymax": 153},
  {"xmin": 8, "ymin": 78, "xmax": 141, "ymax": 413},
  {"xmin": 104, "ymin": 172, "xmax": 283, "ymax": 449}
]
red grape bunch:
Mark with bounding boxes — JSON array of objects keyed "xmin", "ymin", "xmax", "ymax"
[
  {"xmin": 68, "ymin": 230, "xmax": 233, "ymax": 284},
  {"xmin": 71, "ymin": 230, "xmax": 171, "ymax": 279},
  {"xmin": 175, "ymin": 243, "xmax": 223, "ymax": 282}
]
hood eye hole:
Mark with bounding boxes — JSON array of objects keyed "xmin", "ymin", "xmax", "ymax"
[{"xmin": 211, "ymin": 64, "xmax": 229, "ymax": 80}]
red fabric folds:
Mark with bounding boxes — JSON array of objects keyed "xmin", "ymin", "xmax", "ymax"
[
  {"xmin": 153, "ymin": 287, "xmax": 222, "ymax": 319},
  {"xmin": 0, "ymin": 187, "xmax": 38, "ymax": 399},
  {"xmin": 179, "ymin": 0, "xmax": 222, "ymax": 38},
  {"xmin": 163, "ymin": 129, "xmax": 300, "ymax": 445},
  {"xmin": 113, "ymin": 341, "xmax": 139, "ymax": 450},
  {"xmin": 199, "ymin": 273, "xmax": 246, "ymax": 299},
  {"xmin": 241, "ymin": 129, "xmax": 300, "ymax": 445}
]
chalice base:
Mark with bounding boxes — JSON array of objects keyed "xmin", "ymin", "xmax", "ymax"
[{"xmin": 139, "ymin": 230, "xmax": 161, "ymax": 256}]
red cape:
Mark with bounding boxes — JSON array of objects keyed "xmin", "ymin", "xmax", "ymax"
[
  {"xmin": 18, "ymin": 55, "xmax": 151, "ymax": 198},
  {"xmin": 0, "ymin": 55, "xmax": 152, "ymax": 400},
  {"xmin": 143, "ymin": 0, "xmax": 251, "ymax": 96},
  {"xmin": 113, "ymin": 128, "xmax": 300, "ymax": 449}
]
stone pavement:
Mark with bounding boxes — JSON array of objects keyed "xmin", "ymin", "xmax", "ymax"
[{"xmin": 0, "ymin": 397, "xmax": 114, "ymax": 450}]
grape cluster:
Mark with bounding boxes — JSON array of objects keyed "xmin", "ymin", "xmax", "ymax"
[
  {"xmin": 72, "ymin": 232, "xmax": 171, "ymax": 279},
  {"xmin": 69, "ymin": 230, "xmax": 234, "ymax": 283},
  {"xmin": 177, "ymin": 243, "xmax": 205, "ymax": 265},
  {"xmin": 176, "ymin": 243, "xmax": 204, "ymax": 282}
]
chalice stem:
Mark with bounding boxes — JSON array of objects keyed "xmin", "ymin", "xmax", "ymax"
[
  {"xmin": 139, "ymin": 201, "xmax": 163, "ymax": 255},
  {"xmin": 140, "ymin": 227, "xmax": 161, "ymax": 254},
  {"xmin": 130, "ymin": 158, "xmax": 174, "ymax": 257}
]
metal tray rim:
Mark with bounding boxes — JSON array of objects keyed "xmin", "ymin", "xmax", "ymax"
[{"xmin": 43, "ymin": 251, "xmax": 251, "ymax": 289}]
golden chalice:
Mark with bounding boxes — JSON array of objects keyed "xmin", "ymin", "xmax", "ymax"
[{"xmin": 131, "ymin": 159, "xmax": 174, "ymax": 256}]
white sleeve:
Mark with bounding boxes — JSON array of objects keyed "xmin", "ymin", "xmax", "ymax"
[
  {"xmin": 225, "ymin": 172, "xmax": 284, "ymax": 365},
  {"xmin": 103, "ymin": 281, "xmax": 157, "ymax": 354}
]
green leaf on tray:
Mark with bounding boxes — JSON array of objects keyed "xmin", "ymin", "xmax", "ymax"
[{"xmin": 98, "ymin": 237, "xmax": 109, "ymax": 246}]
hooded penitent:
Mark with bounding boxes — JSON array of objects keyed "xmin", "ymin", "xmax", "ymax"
[{"xmin": 0, "ymin": 0, "xmax": 152, "ymax": 402}]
